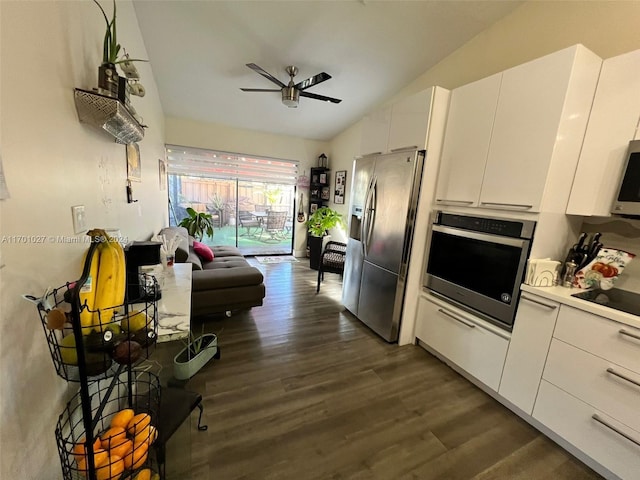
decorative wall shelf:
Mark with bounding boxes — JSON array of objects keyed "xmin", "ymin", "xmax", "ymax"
[{"xmin": 74, "ymin": 88, "xmax": 144, "ymax": 144}]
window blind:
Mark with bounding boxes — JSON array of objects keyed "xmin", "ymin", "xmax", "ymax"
[{"xmin": 165, "ymin": 144, "xmax": 299, "ymax": 185}]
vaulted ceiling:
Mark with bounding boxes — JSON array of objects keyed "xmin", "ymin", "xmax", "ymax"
[{"xmin": 133, "ymin": 1, "xmax": 522, "ymax": 141}]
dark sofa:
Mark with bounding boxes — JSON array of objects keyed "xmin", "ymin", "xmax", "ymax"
[{"xmin": 159, "ymin": 227, "xmax": 265, "ymax": 317}]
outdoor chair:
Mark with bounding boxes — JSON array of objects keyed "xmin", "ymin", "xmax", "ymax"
[
  {"xmin": 317, "ymin": 241, "xmax": 347, "ymax": 293},
  {"xmin": 259, "ymin": 210, "xmax": 288, "ymax": 241},
  {"xmin": 238, "ymin": 210, "xmax": 261, "ymax": 236}
]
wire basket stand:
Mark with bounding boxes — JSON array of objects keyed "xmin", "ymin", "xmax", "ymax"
[{"xmin": 28, "ymin": 240, "xmax": 161, "ymax": 480}]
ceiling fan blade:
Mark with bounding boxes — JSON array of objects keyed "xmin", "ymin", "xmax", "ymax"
[
  {"xmin": 246, "ymin": 63, "xmax": 286, "ymax": 88},
  {"xmin": 299, "ymin": 91, "xmax": 342, "ymax": 104},
  {"xmin": 295, "ymin": 72, "xmax": 331, "ymax": 91},
  {"xmin": 240, "ymin": 88, "xmax": 282, "ymax": 92}
]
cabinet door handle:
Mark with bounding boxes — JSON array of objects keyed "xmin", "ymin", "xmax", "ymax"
[
  {"xmin": 361, "ymin": 151, "xmax": 383, "ymax": 157},
  {"xmin": 619, "ymin": 329, "xmax": 640, "ymax": 342},
  {"xmin": 480, "ymin": 202, "xmax": 533, "ymax": 210},
  {"xmin": 390, "ymin": 146, "xmax": 419, "ymax": 153},
  {"xmin": 435, "ymin": 199, "xmax": 474, "ymax": 205},
  {"xmin": 437, "ymin": 308, "xmax": 476, "ymax": 328},
  {"xmin": 606, "ymin": 367, "xmax": 640, "ymax": 389},
  {"xmin": 521, "ymin": 294, "xmax": 557, "ymax": 310},
  {"xmin": 592, "ymin": 413, "xmax": 640, "ymax": 447}
]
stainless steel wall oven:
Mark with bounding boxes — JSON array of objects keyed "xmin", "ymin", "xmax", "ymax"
[{"xmin": 423, "ymin": 211, "xmax": 535, "ymax": 330}]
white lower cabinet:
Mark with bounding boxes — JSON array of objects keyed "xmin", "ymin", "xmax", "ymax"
[
  {"xmin": 415, "ymin": 295, "xmax": 509, "ymax": 391},
  {"xmin": 499, "ymin": 293, "xmax": 559, "ymax": 414},
  {"xmin": 534, "ymin": 380, "xmax": 640, "ymax": 480},
  {"xmin": 544, "ymin": 339, "xmax": 640, "ymax": 433}
]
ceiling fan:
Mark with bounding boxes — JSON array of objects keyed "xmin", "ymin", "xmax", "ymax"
[{"xmin": 240, "ymin": 63, "xmax": 342, "ymax": 108}]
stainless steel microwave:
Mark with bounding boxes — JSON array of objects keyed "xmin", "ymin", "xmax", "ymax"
[{"xmin": 612, "ymin": 140, "xmax": 640, "ymax": 217}]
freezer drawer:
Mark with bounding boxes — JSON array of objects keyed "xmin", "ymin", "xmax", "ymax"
[{"xmin": 356, "ymin": 261, "xmax": 401, "ymax": 342}]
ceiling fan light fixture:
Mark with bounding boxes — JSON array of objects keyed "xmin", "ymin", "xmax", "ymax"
[{"xmin": 282, "ymin": 87, "xmax": 299, "ymax": 108}]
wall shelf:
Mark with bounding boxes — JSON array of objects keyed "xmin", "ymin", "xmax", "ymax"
[{"xmin": 74, "ymin": 88, "xmax": 144, "ymax": 144}]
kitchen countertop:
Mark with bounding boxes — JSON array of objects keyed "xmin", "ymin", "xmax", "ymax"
[{"xmin": 520, "ymin": 284, "xmax": 640, "ymax": 330}]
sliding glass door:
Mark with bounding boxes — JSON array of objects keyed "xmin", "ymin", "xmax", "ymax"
[{"xmin": 166, "ymin": 146, "xmax": 297, "ymax": 256}]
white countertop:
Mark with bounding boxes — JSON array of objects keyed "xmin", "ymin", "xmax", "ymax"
[
  {"xmin": 133, "ymin": 264, "xmax": 192, "ymax": 343},
  {"xmin": 520, "ymin": 284, "xmax": 640, "ymax": 330}
]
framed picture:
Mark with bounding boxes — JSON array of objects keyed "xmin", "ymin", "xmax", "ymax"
[
  {"xmin": 127, "ymin": 143, "xmax": 141, "ymax": 182},
  {"xmin": 334, "ymin": 170, "xmax": 346, "ymax": 204},
  {"xmin": 158, "ymin": 159, "xmax": 167, "ymax": 190},
  {"xmin": 319, "ymin": 173, "xmax": 327, "ymax": 184},
  {"xmin": 310, "ymin": 203, "xmax": 318, "ymax": 214},
  {"xmin": 321, "ymin": 187, "xmax": 330, "ymax": 200}
]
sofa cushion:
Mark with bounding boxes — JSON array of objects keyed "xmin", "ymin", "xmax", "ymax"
[
  {"xmin": 192, "ymin": 266, "xmax": 264, "ymax": 291},
  {"xmin": 211, "ymin": 245, "xmax": 243, "ymax": 258},
  {"xmin": 193, "ymin": 241, "xmax": 214, "ymax": 262},
  {"xmin": 186, "ymin": 249, "xmax": 203, "ymax": 270}
]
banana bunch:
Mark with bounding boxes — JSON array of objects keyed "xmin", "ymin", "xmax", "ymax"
[{"xmin": 78, "ymin": 229, "xmax": 126, "ymax": 333}]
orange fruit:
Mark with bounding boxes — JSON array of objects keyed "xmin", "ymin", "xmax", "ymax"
[
  {"xmin": 72, "ymin": 437, "xmax": 103, "ymax": 462},
  {"xmin": 76, "ymin": 448, "xmax": 109, "ymax": 475},
  {"xmin": 110, "ymin": 409, "xmax": 135, "ymax": 430},
  {"xmin": 123, "ymin": 442, "xmax": 148, "ymax": 470},
  {"xmin": 109, "ymin": 438, "xmax": 133, "ymax": 459},
  {"xmin": 100, "ymin": 426, "xmax": 127, "ymax": 450},
  {"xmin": 126, "ymin": 413, "xmax": 151, "ymax": 437},
  {"xmin": 95, "ymin": 455, "xmax": 125, "ymax": 480},
  {"xmin": 133, "ymin": 425, "xmax": 157, "ymax": 447},
  {"xmin": 133, "ymin": 468, "xmax": 152, "ymax": 480}
]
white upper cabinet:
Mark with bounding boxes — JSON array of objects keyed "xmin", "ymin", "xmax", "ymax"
[
  {"xmin": 435, "ymin": 45, "xmax": 601, "ymax": 213},
  {"xmin": 387, "ymin": 89, "xmax": 433, "ymax": 152},
  {"xmin": 479, "ymin": 45, "xmax": 601, "ymax": 213},
  {"xmin": 435, "ymin": 73, "xmax": 502, "ymax": 207},
  {"xmin": 360, "ymin": 106, "xmax": 391, "ymax": 156},
  {"xmin": 359, "ymin": 89, "xmax": 435, "ymax": 156},
  {"xmin": 567, "ymin": 49, "xmax": 640, "ymax": 217}
]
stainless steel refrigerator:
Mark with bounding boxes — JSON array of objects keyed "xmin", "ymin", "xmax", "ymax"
[{"xmin": 342, "ymin": 149, "xmax": 425, "ymax": 342}]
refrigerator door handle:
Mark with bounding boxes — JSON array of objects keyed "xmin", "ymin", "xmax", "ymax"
[
  {"xmin": 364, "ymin": 176, "xmax": 377, "ymax": 256},
  {"xmin": 362, "ymin": 175, "xmax": 374, "ymax": 254}
]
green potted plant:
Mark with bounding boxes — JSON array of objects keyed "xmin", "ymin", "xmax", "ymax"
[
  {"xmin": 178, "ymin": 207, "xmax": 215, "ymax": 241},
  {"xmin": 306, "ymin": 207, "xmax": 345, "ymax": 270},
  {"xmin": 93, "ymin": 0, "xmax": 147, "ymax": 97}
]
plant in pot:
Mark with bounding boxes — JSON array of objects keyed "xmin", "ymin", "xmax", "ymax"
[
  {"xmin": 93, "ymin": 0, "xmax": 147, "ymax": 97},
  {"xmin": 178, "ymin": 207, "xmax": 215, "ymax": 241},
  {"xmin": 173, "ymin": 326, "xmax": 220, "ymax": 381},
  {"xmin": 306, "ymin": 207, "xmax": 345, "ymax": 270}
]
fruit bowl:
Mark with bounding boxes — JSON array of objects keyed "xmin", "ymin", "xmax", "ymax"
[{"xmin": 55, "ymin": 371, "xmax": 161, "ymax": 480}]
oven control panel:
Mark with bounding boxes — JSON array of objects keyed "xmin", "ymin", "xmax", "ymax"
[{"xmin": 435, "ymin": 211, "xmax": 534, "ymax": 239}]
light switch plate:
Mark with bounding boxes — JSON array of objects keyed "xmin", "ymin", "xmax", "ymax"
[{"xmin": 71, "ymin": 205, "xmax": 86, "ymax": 234}]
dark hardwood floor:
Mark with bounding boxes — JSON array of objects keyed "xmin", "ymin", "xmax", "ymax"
[{"xmin": 152, "ymin": 258, "xmax": 603, "ymax": 480}]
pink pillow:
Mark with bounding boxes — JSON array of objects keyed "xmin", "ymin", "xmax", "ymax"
[{"xmin": 193, "ymin": 241, "xmax": 214, "ymax": 262}]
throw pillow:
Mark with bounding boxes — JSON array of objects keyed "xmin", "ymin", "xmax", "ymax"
[{"xmin": 193, "ymin": 241, "xmax": 214, "ymax": 262}]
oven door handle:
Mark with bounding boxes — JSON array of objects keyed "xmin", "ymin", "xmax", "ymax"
[{"xmin": 431, "ymin": 225, "xmax": 528, "ymax": 248}]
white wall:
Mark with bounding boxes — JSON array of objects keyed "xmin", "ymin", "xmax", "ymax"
[
  {"xmin": 0, "ymin": 1, "xmax": 166, "ymax": 478},
  {"xmin": 165, "ymin": 116, "xmax": 330, "ymax": 256}
]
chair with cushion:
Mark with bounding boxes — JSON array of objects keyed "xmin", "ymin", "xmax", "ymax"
[
  {"xmin": 238, "ymin": 210, "xmax": 261, "ymax": 236},
  {"xmin": 317, "ymin": 241, "xmax": 347, "ymax": 293},
  {"xmin": 259, "ymin": 210, "xmax": 288, "ymax": 241}
]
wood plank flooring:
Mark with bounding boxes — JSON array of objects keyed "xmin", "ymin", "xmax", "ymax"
[{"xmin": 152, "ymin": 258, "xmax": 603, "ymax": 480}]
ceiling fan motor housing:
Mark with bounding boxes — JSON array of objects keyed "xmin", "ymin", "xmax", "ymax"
[{"xmin": 282, "ymin": 86, "xmax": 299, "ymax": 108}]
